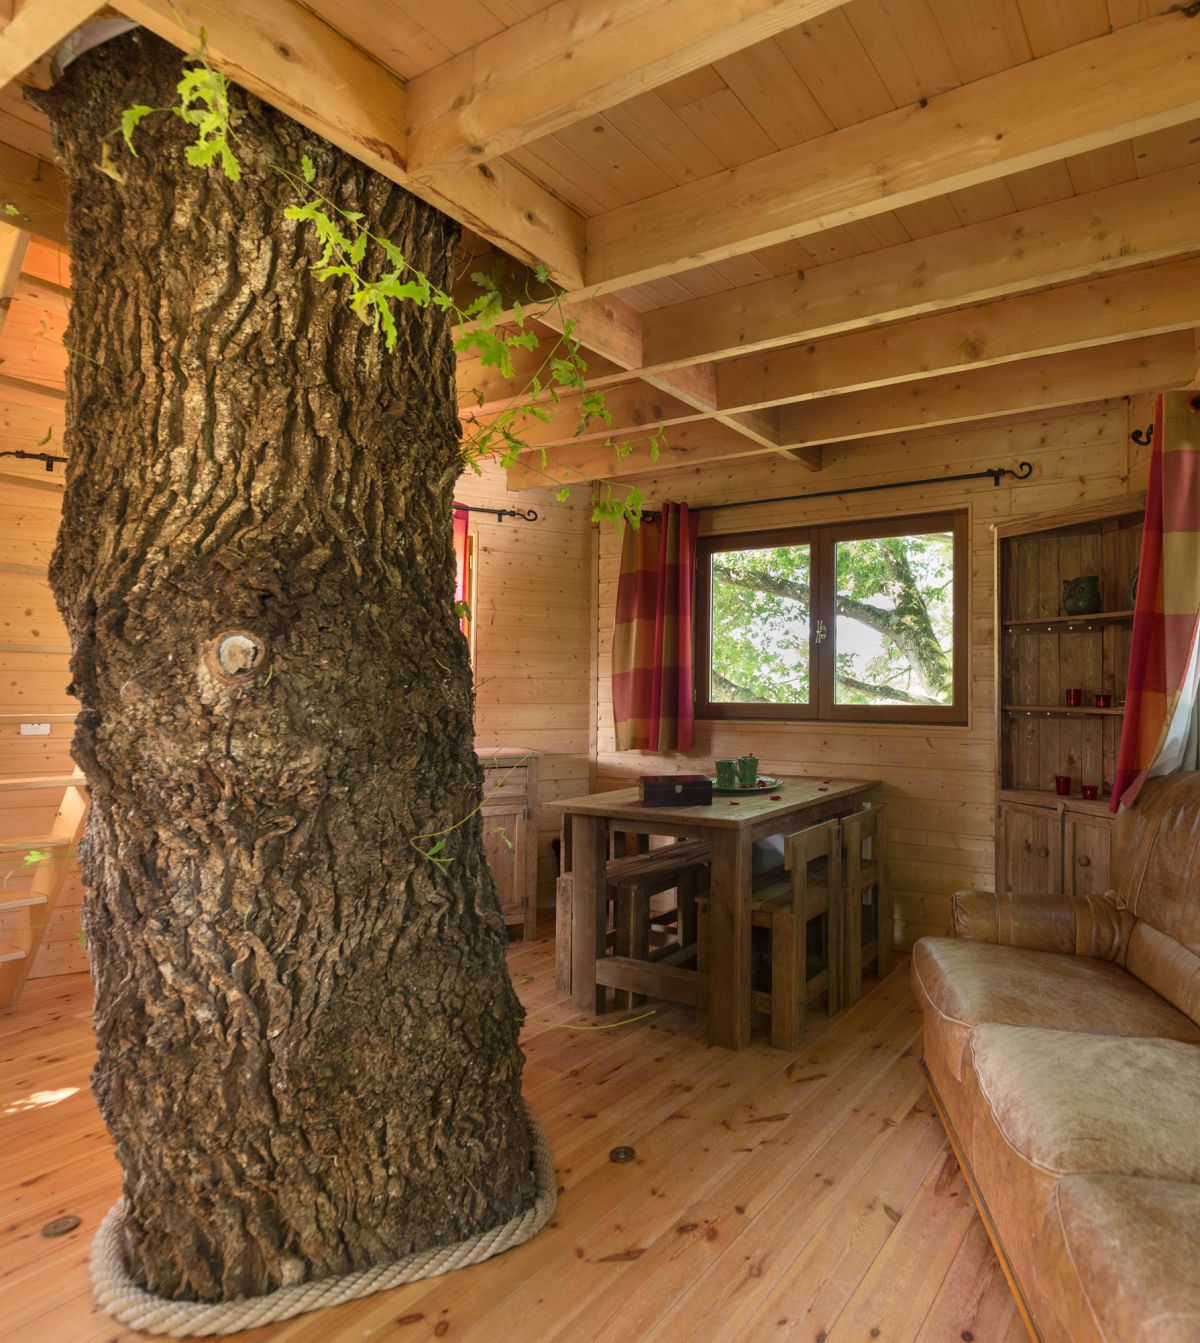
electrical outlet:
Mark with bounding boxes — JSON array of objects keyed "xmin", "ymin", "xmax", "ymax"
[{"xmin": 19, "ymin": 722, "xmax": 51, "ymax": 736}]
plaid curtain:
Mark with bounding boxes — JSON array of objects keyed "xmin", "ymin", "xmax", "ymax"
[
  {"xmin": 452, "ymin": 503, "xmax": 470, "ymax": 635},
  {"xmin": 1111, "ymin": 391, "xmax": 1200, "ymax": 811},
  {"xmin": 612, "ymin": 502, "xmax": 699, "ymax": 752}
]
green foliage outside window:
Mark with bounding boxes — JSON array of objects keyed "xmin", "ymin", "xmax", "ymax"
[{"xmin": 706, "ymin": 523, "xmax": 958, "ymax": 713}]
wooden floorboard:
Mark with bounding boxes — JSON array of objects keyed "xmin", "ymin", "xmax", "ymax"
[{"xmin": 0, "ymin": 926, "xmax": 1022, "ymax": 1342}]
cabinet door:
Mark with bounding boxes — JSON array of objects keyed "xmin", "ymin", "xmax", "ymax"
[
  {"xmin": 482, "ymin": 803, "xmax": 527, "ymax": 927},
  {"xmin": 1066, "ymin": 815, "xmax": 1113, "ymax": 898},
  {"xmin": 999, "ymin": 803, "xmax": 1062, "ymax": 896}
]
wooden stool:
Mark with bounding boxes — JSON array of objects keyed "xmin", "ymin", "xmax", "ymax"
[
  {"xmin": 608, "ymin": 840, "xmax": 710, "ymax": 1008},
  {"xmin": 554, "ymin": 836, "xmax": 709, "ymax": 1001},
  {"xmin": 840, "ymin": 804, "xmax": 891, "ymax": 1009},
  {"xmin": 698, "ymin": 819, "xmax": 842, "ymax": 1049}
]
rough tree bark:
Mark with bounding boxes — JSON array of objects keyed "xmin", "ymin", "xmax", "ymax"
[{"xmin": 32, "ymin": 30, "xmax": 533, "ymax": 1302}]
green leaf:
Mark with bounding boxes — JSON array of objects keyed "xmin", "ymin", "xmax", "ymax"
[
  {"xmin": 22, "ymin": 849, "xmax": 49, "ymax": 867},
  {"xmin": 120, "ymin": 104, "xmax": 156, "ymax": 155},
  {"xmin": 555, "ymin": 487, "xmax": 571, "ymax": 502},
  {"xmin": 300, "ymin": 153, "xmax": 316, "ymax": 183},
  {"xmin": 3, "ymin": 203, "xmax": 18, "ymax": 216}
]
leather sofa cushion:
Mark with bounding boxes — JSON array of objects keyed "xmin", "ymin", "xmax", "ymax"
[
  {"xmin": 1126, "ymin": 920, "xmax": 1200, "ymax": 1030},
  {"xmin": 1041, "ymin": 1175, "xmax": 1200, "ymax": 1343},
  {"xmin": 969, "ymin": 1026, "xmax": 1200, "ymax": 1184},
  {"xmin": 912, "ymin": 937, "xmax": 1200, "ymax": 1083},
  {"xmin": 1115, "ymin": 773, "xmax": 1200, "ymax": 952}
]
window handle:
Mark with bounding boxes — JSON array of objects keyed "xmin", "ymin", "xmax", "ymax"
[{"xmin": 814, "ymin": 620, "xmax": 828, "ymax": 644}]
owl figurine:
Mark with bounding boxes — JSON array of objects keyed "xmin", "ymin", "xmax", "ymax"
[{"xmin": 1062, "ymin": 575, "xmax": 1102, "ymax": 616}]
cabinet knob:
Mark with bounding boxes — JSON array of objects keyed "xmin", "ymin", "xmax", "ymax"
[
  {"xmin": 1078, "ymin": 855, "xmax": 1091, "ymax": 868},
  {"xmin": 1038, "ymin": 846, "xmax": 1050, "ymax": 858}
]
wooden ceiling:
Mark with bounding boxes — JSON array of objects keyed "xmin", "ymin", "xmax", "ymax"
[{"xmin": 0, "ymin": 0, "xmax": 1197, "ymax": 495}]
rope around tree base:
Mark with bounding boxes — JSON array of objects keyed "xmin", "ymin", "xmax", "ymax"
[{"xmin": 90, "ymin": 1101, "xmax": 557, "ymax": 1337}]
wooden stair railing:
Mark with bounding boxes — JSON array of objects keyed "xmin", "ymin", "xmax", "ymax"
[{"xmin": 0, "ymin": 770, "xmax": 88, "ymax": 1009}]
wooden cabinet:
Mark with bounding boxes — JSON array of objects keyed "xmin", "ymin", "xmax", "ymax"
[
  {"xmin": 478, "ymin": 748, "xmax": 539, "ymax": 941},
  {"xmin": 997, "ymin": 801, "xmax": 1062, "ymax": 897},
  {"xmin": 993, "ymin": 494, "xmax": 1142, "ymax": 901},
  {"xmin": 996, "ymin": 798, "xmax": 1117, "ymax": 899},
  {"xmin": 1065, "ymin": 814, "xmax": 1112, "ymax": 899}
]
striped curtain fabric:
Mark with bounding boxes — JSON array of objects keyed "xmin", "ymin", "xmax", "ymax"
[
  {"xmin": 1111, "ymin": 391, "xmax": 1200, "ymax": 811},
  {"xmin": 612, "ymin": 502, "xmax": 699, "ymax": 752},
  {"xmin": 452, "ymin": 503, "xmax": 470, "ymax": 635}
]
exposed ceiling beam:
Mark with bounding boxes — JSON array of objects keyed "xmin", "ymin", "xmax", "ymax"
[
  {"xmin": 507, "ymin": 418, "xmax": 787, "ymax": 489},
  {"xmin": 0, "ymin": 222, "xmax": 31, "ymax": 339},
  {"xmin": 88, "ymin": 0, "xmax": 587, "ymax": 287},
  {"xmin": 405, "ymin": 0, "xmax": 852, "ymax": 182},
  {"xmin": 462, "ymin": 376, "xmax": 697, "ymax": 443},
  {"xmin": 507, "ymin": 332, "xmax": 1195, "ymax": 487},
  {"xmin": 0, "ymin": 0, "xmax": 99, "ymax": 85},
  {"xmin": 716, "ymin": 257, "xmax": 1200, "ymax": 411},
  {"xmin": 640, "ymin": 165, "xmax": 1200, "ymax": 370},
  {"xmin": 777, "ymin": 331, "xmax": 1196, "ymax": 447},
  {"xmin": 536, "ymin": 288, "xmax": 787, "ymax": 459},
  {"xmin": 582, "ymin": 12, "xmax": 1200, "ymax": 294}
]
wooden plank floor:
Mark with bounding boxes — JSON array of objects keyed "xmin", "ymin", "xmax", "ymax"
[{"xmin": 0, "ymin": 928, "xmax": 1025, "ymax": 1342}]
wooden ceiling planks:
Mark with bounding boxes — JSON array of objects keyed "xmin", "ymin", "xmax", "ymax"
[{"xmin": 0, "ymin": 0, "xmax": 1195, "ymax": 486}]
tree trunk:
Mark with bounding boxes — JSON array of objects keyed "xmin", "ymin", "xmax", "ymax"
[{"xmin": 32, "ymin": 30, "xmax": 533, "ymax": 1303}]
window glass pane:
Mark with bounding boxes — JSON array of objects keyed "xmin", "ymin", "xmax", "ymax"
[
  {"xmin": 832, "ymin": 530, "xmax": 954, "ymax": 707},
  {"xmin": 709, "ymin": 544, "xmax": 810, "ymax": 704}
]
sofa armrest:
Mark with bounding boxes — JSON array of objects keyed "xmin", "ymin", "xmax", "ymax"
[{"xmin": 952, "ymin": 889, "xmax": 1133, "ymax": 961}]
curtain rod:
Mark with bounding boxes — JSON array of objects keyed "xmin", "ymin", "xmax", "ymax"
[
  {"xmin": 644, "ymin": 460, "xmax": 1035, "ymax": 519},
  {"xmin": 453, "ymin": 501, "xmax": 538, "ymax": 523},
  {"xmin": 0, "ymin": 449, "xmax": 67, "ymax": 472}
]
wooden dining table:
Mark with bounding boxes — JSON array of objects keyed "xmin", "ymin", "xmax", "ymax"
[{"xmin": 554, "ymin": 775, "xmax": 879, "ymax": 1049}]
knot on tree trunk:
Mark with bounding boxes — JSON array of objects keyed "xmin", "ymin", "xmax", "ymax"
[{"xmin": 204, "ymin": 628, "xmax": 269, "ymax": 683}]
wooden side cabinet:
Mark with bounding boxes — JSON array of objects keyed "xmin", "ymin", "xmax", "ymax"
[
  {"xmin": 996, "ymin": 795, "xmax": 1115, "ymax": 898},
  {"xmin": 478, "ymin": 748, "xmax": 539, "ymax": 941},
  {"xmin": 997, "ymin": 800, "xmax": 1062, "ymax": 897},
  {"xmin": 1065, "ymin": 813, "xmax": 1113, "ymax": 899}
]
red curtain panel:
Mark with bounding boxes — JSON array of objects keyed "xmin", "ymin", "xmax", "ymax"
[
  {"xmin": 1111, "ymin": 392, "xmax": 1200, "ymax": 811},
  {"xmin": 612, "ymin": 502, "xmax": 699, "ymax": 752},
  {"xmin": 452, "ymin": 503, "xmax": 470, "ymax": 635}
]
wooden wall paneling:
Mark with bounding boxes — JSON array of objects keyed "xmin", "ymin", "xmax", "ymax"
[
  {"xmin": 457, "ymin": 458, "xmax": 594, "ymax": 913},
  {"xmin": 592, "ymin": 404, "xmax": 1136, "ymax": 947}
]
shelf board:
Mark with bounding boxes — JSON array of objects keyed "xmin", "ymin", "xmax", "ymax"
[
  {"xmin": 999, "ymin": 787, "xmax": 1114, "ymax": 817},
  {"xmin": 1001, "ymin": 610, "xmax": 1135, "ymax": 632},
  {"xmin": 1002, "ymin": 704, "xmax": 1124, "ymax": 717}
]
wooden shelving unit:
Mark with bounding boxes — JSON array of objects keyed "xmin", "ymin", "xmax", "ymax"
[{"xmin": 993, "ymin": 493, "xmax": 1144, "ymax": 899}]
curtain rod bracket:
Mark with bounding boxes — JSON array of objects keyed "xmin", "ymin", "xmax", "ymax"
[
  {"xmin": 0, "ymin": 449, "xmax": 68, "ymax": 472},
  {"xmin": 453, "ymin": 502, "xmax": 538, "ymax": 523}
]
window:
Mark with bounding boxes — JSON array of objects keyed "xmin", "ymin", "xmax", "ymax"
[{"xmin": 696, "ymin": 511, "xmax": 967, "ymax": 724}]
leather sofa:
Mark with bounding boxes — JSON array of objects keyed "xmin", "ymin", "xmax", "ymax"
[{"xmin": 912, "ymin": 773, "xmax": 1200, "ymax": 1342}]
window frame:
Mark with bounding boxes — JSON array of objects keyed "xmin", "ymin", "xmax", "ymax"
[
  {"xmin": 695, "ymin": 525, "xmax": 817, "ymax": 722},
  {"xmin": 696, "ymin": 510, "xmax": 968, "ymax": 727}
]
